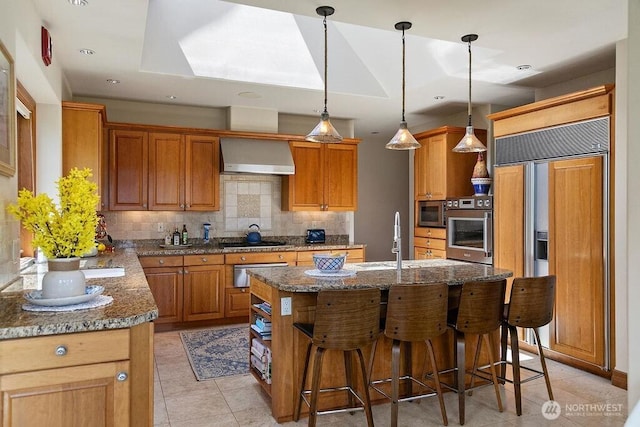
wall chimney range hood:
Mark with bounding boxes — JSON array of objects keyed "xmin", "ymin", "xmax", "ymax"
[{"xmin": 220, "ymin": 138, "xmax": 295, "ymax": 175}]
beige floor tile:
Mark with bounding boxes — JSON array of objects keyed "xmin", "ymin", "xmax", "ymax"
[{"xmin": 164, "ymin": 392, "xmax": 232, "ymax": 423}]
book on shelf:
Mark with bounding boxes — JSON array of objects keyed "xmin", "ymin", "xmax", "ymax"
[
  {"xmin": 251, "ymin": 338, "xmax": 272, "ymax": 383},
  {"xmin": 251, "ymin": 324, "xmax": 272, "ymax": 339},
  {"xmin": 255, "ymin": 316, "xmax": 271, "ymax": 331},
  {"xmin": 253, "ymin": 302, "xmax": 272, "ymax": 315}
]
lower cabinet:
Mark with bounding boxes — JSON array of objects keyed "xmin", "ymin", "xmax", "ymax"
[
  {"xmin": 0, "ymin": 325, "xmax": 153, "ymax": 427},
  {"xmin": 225, "ymin": 287, "xmax": 251, "ymax": 317},
  {"xmin": 141, "ymin": 255, "xmax": 224, "ymax": 325},
  {"xmin": 413, "ymin": 227, "xmax": 447, "ymax": 259}
]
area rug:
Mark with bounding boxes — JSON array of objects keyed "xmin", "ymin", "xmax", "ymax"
[{"xmin": 180, "ymin": 325, "xmax": 249, "ymax": 381}]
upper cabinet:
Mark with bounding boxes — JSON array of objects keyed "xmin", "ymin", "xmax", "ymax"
[
  {"xmin": 109, "ymin": 127, "xmax": 220, "ymax": 211},
  {"xmin": 62, "ymin": 102, "xmax": 107, "ymax": 210},
  {"xmin": 413, "ymin": 126, "xmax": 485, "ymax": 200},
  {"xmin": 282, "ymin": 140, "xmax": 358, "ymax": 211}
]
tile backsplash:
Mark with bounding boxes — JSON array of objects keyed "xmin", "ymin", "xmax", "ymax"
[{"xmin": 100, "ymin": 174, "xmax": 351, "ymax": 241}]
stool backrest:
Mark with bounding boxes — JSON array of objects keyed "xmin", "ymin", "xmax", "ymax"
[
  {"xmin": 385, "ymin": 283, "xmax": 449, "ymax": 342},
  {"xmin": 506, "ymin": 275, "xmax": 556, "ymax": 328},
  {"xmin": 313, "ymin": 288, "xmax": 381, "ymax": 350},
  {"xmin": 453, "ymin": 279, "xmax": 506, "ymax": 334}
]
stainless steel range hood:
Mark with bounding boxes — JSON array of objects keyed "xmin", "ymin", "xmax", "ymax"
[{"xmin": 220, "ymin": 138, "xmax": 295, "ymax": 175}]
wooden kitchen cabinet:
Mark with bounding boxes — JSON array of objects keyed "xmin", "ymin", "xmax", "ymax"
[
  {"xmin": 62, "ymin": 101, "xmax": 107, "ymax": 210},
  {"xmin": 109, "ymin": 129, "xmax": 149, "ymax": 210},
  {"xmin": 225, "ymin": 287, "xmax": 250, "ymax": 317},
  {"xmin": 413, "ymin": 126, "xmax": 484, "ymax": 200},
  {"xmin": 0, "ymin": 325, "xmax": 153, "ymax": 427},
  {"xmin": 109, "ymin": 125, "xmax": 220, "ymax": 211},
  {"xmin": 413, "ymin": 227, "xmax": 447, "ymax": 259},
  {"xmin": 141, "ymin": 255, "xmax": 224, "ymax": 325},
  {"xmin": 282, "ymin": 140, "xmax": 358, "ymax": 211}
]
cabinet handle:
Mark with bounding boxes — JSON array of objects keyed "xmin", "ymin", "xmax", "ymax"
[
  {"xmin": 183, "ymin": 269, "xmax": 188, "ymax": 274},
  {"xmin": 201, "ymin": 257, "xmax": 207, "ymax": 263},
  {"xmin": 143, "ymin": 204, "xmax": 147, "ymax": 208},
  {"xmin": 55, "ymin": 345, "xmax": 68, "ymax": 356},
  {"xmin": 159, "ymin": 259, "xmax": 165, "ymax": 265},
  {"xmin": 241, "ymin": 288, "xmax": 246, "ymax": 293},
  {"xmin": 278, "ymin": 255, "xmax": 283, "ymax": 260},
  {"xmin": 116, "ymin": 372, "xmax": 128, "ymax": 382},
  {"xmin": 180, "ymin": 204, "xmax": 185, "ymax": 209},
  {"xmin": 241, "ymin": 256, "xmax": 246, "ymax": 261}
]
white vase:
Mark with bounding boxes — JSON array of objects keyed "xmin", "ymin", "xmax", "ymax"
[{"xmin": 42, "ymin": 257, "xmax": 86, "ymax": 299}]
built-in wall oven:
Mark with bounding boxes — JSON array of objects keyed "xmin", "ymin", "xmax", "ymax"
[{"xmin": 446, "ymin": 196, "xmax": 493, "ymax": 265}]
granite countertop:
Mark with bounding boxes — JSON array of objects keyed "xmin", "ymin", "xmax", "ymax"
[
  {"xmin": 0, "ymin": 249, "xmax": 158, "ymax": 340},
  {"xmin": 247, "ymin": 259, "xmax": 513, "ymax": 292}
]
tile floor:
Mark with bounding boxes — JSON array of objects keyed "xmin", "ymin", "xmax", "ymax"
[{"xmin": 153, "ymin": 327, "xmax": 628, "ymax": 426}]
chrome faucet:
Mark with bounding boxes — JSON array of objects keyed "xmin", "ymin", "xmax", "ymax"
[{"xmin": 392, "ymin": 211, "xmax": 402, "ymax": 279}]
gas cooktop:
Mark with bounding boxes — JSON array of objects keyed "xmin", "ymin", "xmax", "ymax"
[{"xmin": 220, "ymin": 240, "xmax": 289, "ymax": 249}]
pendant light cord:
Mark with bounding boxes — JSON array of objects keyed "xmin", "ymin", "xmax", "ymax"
[
  {"xmin": 467, "ymin": 38, "xmax": 472, "ymax": 126},
  {"xmin": 401, "ymin": 27, "xmax": 406, "ymax": 122},
  {"xmin": 323, "ymin": 13, "xmax": 328, "ymax": 114}
]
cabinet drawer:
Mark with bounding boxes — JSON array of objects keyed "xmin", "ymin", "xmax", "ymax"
[
  {"xmin": 296, "ymin": 248, "xmax": 364, "ymax": 263},
  {"xmin": 414, "ymin": 237, "xmax": 446, "ymax": 251},
  {"xmin": 414, "ymin": 247, "xmax": 447, "ymax": 260},
  {"xmin": 139, "ymin": 255, "xmax": 183, "ymax": 268},
  {"xmin": 184, "ymin": 254, "xmax": 224, "ymax": 266},
  {"xmin": 225, "ymin": 252, "xmax": 296, "ymax": 265},
  {"xmin": 414, "ymin": 227, "xmax": 446, "ymax": 240},
  {"xmin": 0, "ymin": 329, "xmax": 130, "ymax": 375}
]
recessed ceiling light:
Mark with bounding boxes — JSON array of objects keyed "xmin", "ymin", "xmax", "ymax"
[
  {"xmin": 237, "ymin": 91, "xmax": 262, "ymax": 99},
  {"xmin": 79, "ymin": 49, "xmax": 94, "ymax": 55},
  {"xmin": 166, "ymin": 95, "xmax": 177, "ymax": 100},
  {"xmin": 434, "ymin": 95, "xmax": 445, "ymax": 100},
  {"xmin": 106, "ymin": 79, "xmax": 120, "ymax": 84},
  {"xmin": 68, "ymin": 0, "xmax": 88, "ymax": 5},
  {"xmin": 516, "ymin": 64, "xmax": 532, "ymax": 71}
]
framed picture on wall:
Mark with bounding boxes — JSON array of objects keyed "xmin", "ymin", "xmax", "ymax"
[{"xmin": 0, "ymin": 39, "xmax": 16, "ymax": 177}]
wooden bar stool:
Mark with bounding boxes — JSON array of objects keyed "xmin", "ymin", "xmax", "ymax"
[
  {"xmin": 368, "ymin": 283, "xmax": 449, "ymax": 426},
  {"xmin": 446, "ymin": 279, "xmax": 506, "ymax": 425},
  {"xmin": 500, "ymin": 275, "xmax": 556, "ymax": 415},
  {"xmin": 293, "ymin": 288, "xmax": 381, "ymax": 427}
]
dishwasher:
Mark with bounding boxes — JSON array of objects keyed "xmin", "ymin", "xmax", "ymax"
[{"xmin": 233, "ymin": 263, "xmax": 289, "ymax": 288}]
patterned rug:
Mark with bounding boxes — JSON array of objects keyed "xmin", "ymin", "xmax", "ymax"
[{"xmin": 180, "ymin": 325, "xmax": 249, "ymax": 381}]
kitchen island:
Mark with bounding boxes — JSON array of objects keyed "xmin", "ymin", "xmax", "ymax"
[
  {"xmin": 247, "ymin": 259, "xmax": 512, "ymax": 423},
  {"xmin": 0, "ymin": 249, "xmax": 158, "ymax": 426}
]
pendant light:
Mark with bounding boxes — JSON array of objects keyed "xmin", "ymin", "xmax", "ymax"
[
  {"xmin": 452, "ymin": 34, "xmax": 487, "ymax": 153},
  {"xmin": 386, "ymin": 22, "xmax": 421, "ymax": 150},
  {"xmin": 306, "ymin": 6, "xmax": 343, "ymax": 143}
]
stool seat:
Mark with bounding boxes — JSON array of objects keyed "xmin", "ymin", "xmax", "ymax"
[{"xmin": 293, "ymin": 288, "xmax": 381, "ymax": 427}]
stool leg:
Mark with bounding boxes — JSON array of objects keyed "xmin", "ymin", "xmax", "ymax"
[
  {"xmin": 533, "ymin": 328, "xmax": 554, "ymax": 401},
  {"xmin": 484, "ymin": 333, "xmax": 503, "ymax": 412},
  {"xmin": 344, "ymin": 350, "xmax": 355, "ymax": 411},
  {"xmin": 467, "ymin": 334, "xmax": 483, "ymax": 396},
  {"xmin": 294, "ymin": 341, "xmax": 313, "ymax": 421},
  {"xmin": 426, "ymin": 339, "xmax": 448, "ymax": 426},
  {"xmin": 391, "ymin": 339, "xmax": 401, "ymax": 427},
  {"xmin": 356, "ymin": 348, "xmax": 375, "ymax": 427},
  {"xmin": 367, "ymin": 337, "xmax": 380, "ymax": 385},
  {"xmin": 500, "ymin": 322, "xmax": 508, "ymax": 382},
  {"xmin": 309, "ymin": 347, "xmax": 326, "ymax": 427},
  {"xmin": 509, "ymin": 324, "xmax": 523, "ymax": 416},
  {"xmin": 454, "ymin": 329, "xmax": 466, "ymax": 425}
]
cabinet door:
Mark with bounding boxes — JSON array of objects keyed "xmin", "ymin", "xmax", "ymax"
[
  {"xmin": 325, "ymin": 143, "xmax": 358, "ymax": 211},
  {"xmin": 62, "ymin": 102, "xmax": 106, "ymax": 210},
  {"xmin": 0, "ymin": 361, "xmax": 130, "ymax": 427},
  {"xmin": 225, "ymin": 287, "xmax": 251, "ymax": 317},
  {"xmin": 148, "ymin": 132, "xmax": 185, "ymax": 211},
  {"xmin": 144, "ymin": 267, "xmax": 183, "ymax": 323},
  {"xmin": 183, "ymin": 265, "xmax": 225, "ymax": 321},
  {"xmin": 493, "ymin": 164, "xmax": 525, "ymax": 296},
  {"xmin": 414, "ymin": 142, "xmax": 428, "ymax": 198},
  {"xmin": 425, "ymin": 134, "xmax": 447, "ymax": 200},
  {"xmin": 282, "ymin": 141, "xmax": 324, "ymax": 210},
  {"xmin": 185, "ymin": 135, "xmax": 220, "ymax": 211},
  {"xmin": 109, "ymin": 130, "xmax": 148, "ymax": 210},
  {"xmin": 549, "ymin": 157, "xmax": 604, "ymax": 366}
]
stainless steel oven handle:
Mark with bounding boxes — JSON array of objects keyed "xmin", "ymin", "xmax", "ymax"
[{"xmin": 484, "ymin": 211, "xmax": 492, "ymax": 256}]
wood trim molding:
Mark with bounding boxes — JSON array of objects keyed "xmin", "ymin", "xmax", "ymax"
[
  {"xmin": 62, "ymin": 101, "xmax": 107, "ymax": 124},
  {"xmin": 611, "ymin": 369, "xmax": 627, "ymax": 390}
]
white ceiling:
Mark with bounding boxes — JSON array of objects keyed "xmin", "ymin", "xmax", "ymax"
[{"xmin": 32, "ymin": 0, "xmax": 627, "ymax": 138}]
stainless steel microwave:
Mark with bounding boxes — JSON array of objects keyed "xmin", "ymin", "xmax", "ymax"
[{"xmin": 416, "ymin": 200, "xmax": 446, "ymax": 228}]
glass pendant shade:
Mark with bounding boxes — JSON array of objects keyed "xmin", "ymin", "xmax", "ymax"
[
  {"xmin": 453, "ymin": 125, "xmax": 486, "ymax": 152},
  {"xmin": 385, "ymin": 121, "xmax": 420, "ymax": 150},
  {"xmin": 306, "ymin": 110, "xmax": 342, "ymax": 143},
  {"xmin": 306, "ymin": 6, "xmax": 342, "ymax": 144}
]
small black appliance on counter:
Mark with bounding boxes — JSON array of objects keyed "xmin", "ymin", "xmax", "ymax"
[{"xmin": 306, "ymin": 229, "xmax": 326, "ymax": 244}]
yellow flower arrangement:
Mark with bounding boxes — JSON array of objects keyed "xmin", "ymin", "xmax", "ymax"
[{"xmin": 7, "ymin": 167, "xmax": 100, "ymax": 258}]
